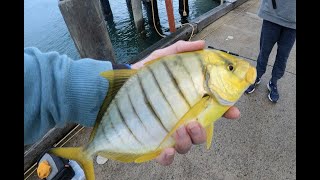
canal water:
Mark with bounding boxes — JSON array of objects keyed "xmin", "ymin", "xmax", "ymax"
[{"xmin": 24, "ymin": 0, "xmax": 220, "ymax": 63}]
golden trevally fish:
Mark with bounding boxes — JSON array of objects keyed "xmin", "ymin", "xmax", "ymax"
[{"xmin": 49, "ymin": 49, "xmax": 256, "ymax": 180}]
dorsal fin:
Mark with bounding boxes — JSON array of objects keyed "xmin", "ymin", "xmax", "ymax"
[
  {"xmin": 88, "ymin": 69, "xmax": 137, "ymax": 143},
  {"xmin": 143, "ymin": 56, "xmax": 163, "ymax": 66}
]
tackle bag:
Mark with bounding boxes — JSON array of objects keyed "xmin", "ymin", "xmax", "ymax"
[{"xmin": 37, "ymin": 151, "xmax": 75, "ymax": 180}]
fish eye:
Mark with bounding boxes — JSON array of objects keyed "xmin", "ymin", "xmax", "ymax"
[{"xmin": 227, "ymin": 64, "xmax": 234, "ymax": 71}]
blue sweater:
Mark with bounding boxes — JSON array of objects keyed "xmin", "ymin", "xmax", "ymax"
[
  {"xmin": 258, "ymin": 0, "xmax": 296, "ymax": 29},
  {"xmin": 24, "ymin": 47, "xmax": 113, "ymax": 145}
]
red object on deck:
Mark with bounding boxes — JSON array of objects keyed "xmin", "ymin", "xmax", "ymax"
[{"xmin": 165, "ymin": 0, "xmax": 176, "ymax": 32}]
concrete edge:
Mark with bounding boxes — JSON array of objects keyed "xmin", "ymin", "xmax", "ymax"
[{"xmin": 193, "ymin": 2, "xmax": 233, "ymax": 32}]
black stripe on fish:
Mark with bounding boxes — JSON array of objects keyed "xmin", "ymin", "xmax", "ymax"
[
  {"xmin": 215, "ymin": 52, "xmax": 233, "ymax": 66},
  {"xmin": 101, "ymin": 122, "xmax": 114, "ymax": 147},
  {"xmin": 194, "ymin": 52, "xmax": 206, "ymax": 73},
  {"xmin": 194, "ymin": 52, "xmax": 210, "ymax": 92},
  {"xmin": 162, "ymin": 60, "xmax": 192, "ymax": 107},
  {"xmin": 126, "ymin": 89, "xmax": 156, "ymax": 140},
  {"xmin": 137, "ymin": 72, "xmax": 170, "ymax": 133},
  {"xmin": 147, "ymin": 66, "xmax": 179, "ymax": 120},
  {"xmin": 109, "ymin": 120, "xmax": 126, "ymax": 145},
  {"xmin": 114, "ymin": 100, "xmax": 144, "ymax": 146},
  {"xmin": 176, "ymin": 55, "xmax": 199, "ymax": 97}
]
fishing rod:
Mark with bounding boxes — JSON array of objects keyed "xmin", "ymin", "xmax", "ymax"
[{"xmin": 207, "ymin": 46, "xmax": 256, "ymax": 61}]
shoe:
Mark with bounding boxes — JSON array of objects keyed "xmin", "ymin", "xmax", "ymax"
[
  {"xmin": 267, "ymin": 81, "xmax": 279, "ymax": 103},
  {"xmin": 245, "ymin": 78, "xmax": 261, "ymax": 94}
]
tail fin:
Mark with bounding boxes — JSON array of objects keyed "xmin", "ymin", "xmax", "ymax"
[{"xmin": 49, "ymin": 147, "xmax": 95, "ymax": 180}]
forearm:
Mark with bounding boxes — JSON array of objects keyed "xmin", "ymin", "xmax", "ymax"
[{"xmin": 24, "ymin": 47, "xmax": 113, "ymax": 145}]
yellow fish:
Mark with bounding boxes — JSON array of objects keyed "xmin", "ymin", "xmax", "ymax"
[{"xmin": 49, "ymin": 49, "xmax": 256, "ymax": 180}]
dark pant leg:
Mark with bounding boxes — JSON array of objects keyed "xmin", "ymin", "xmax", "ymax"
[
  {"xmin": 256, "ymin": 20, "xmax": 281, "ymax": 78},
  {"xmin": 271, "ymin": 27, "xmax": 296, "ymax": 84}
]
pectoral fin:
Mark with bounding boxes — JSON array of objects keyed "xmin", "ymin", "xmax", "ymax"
[
  {"xmin": 142, "ymin": 57, "xmax": 163, "ymax": 66},
  {"xmin": 156, "ymin": 96, "xmax": 211, "ymax": 149},
  {"xmin": 97, "ymin": 150, "xmax": 162, "ymax": 163},
  {"xmin": 135, "ymin": 150, "xmax": 162, "ymax": 163},
  {"xmin": 196, "ymin": 99, "xmax": 230, "ymax": 150}
]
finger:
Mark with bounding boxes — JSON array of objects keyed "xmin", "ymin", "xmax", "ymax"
[
  {"xmin": 186, "ymin": 121, "xmax": 206, "ymax": 145},
  {"xmin": 160, "ymin": 40, "xmax": 206, "ymax": 55},
  {"xmin": 141, "ymin": 40, "xmax": 206, "ymax": 63},
  {"xmin": 173, "ymin": 126, "xmax": 192, "ymax": 154},
  {"xmin": 130, "ymin": 61, "xmax": 144, "ymax": 69},
  {"xmin": 155, "ymin": 148, "xmax": 175, "ymax": 166},
  {"xmin": 223, "ymin": 106, "xmax": 240, "ymax": 119}
]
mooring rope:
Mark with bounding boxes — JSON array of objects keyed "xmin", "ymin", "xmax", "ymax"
[{"xmin": 151, "ymin": 0, "xmax": 166, "ymax": 38}]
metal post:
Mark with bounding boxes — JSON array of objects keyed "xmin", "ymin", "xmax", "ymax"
[{"xmin": 143, "ymin": 0, "xmax": 161, "ymax": 28}]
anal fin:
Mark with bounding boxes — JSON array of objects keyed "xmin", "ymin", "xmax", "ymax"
[
  {"xmin": 97, "ymin": 151, "xmax": 139, "ymax": 163},
  {"xmin": 196, "ymin": 99, "xmax": 230, "ymax": 150},
  {"xmin": 97, "ymin": 150, "xmax": 162, "ymax": 163},
  {"xmin": 135, "ymin": 150, "xmax": 162, "ymax": 163}
]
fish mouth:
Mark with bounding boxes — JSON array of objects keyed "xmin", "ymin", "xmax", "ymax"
[{"xmin": 246, "ymin": 66, "xmax": 257, "ymax": 84}]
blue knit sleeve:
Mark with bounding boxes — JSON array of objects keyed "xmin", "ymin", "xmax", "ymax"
[{"xmin": 24, "ymin": 47, "xmax": 113, "ymax": 145}]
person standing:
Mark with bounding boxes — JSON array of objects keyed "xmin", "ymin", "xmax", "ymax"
[{"xmin": 245, "ymin": 0, "xmax": 296, "ymax": 103}]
